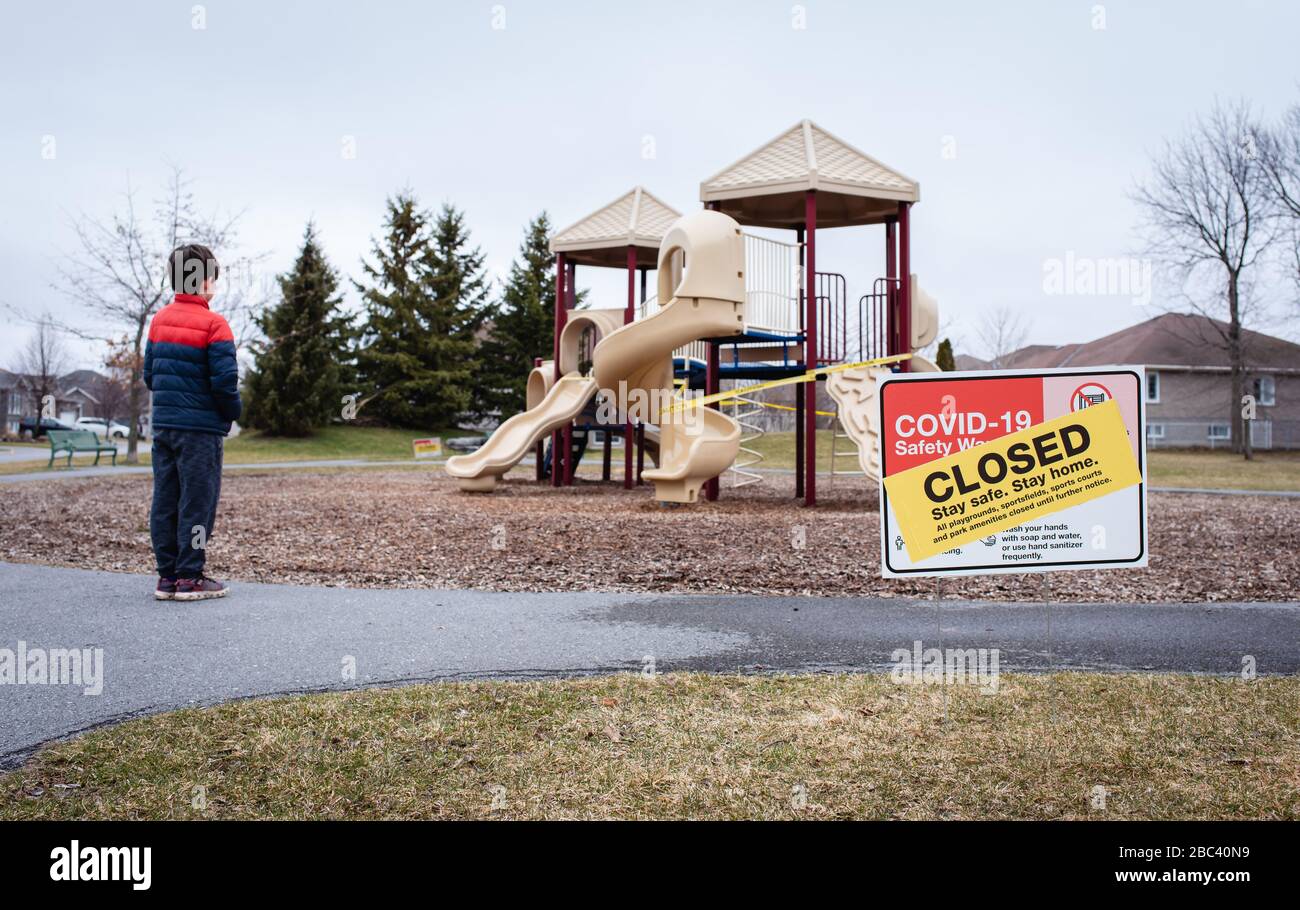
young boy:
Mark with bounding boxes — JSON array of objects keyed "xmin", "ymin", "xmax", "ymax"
[{"xmin": 143, "ymin": 243, "xmax": 241, "ymax": 601}]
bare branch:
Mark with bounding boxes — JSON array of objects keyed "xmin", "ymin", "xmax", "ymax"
[{"xmin": 974, "ymin": 306, "xmax": 1031, "ymax": 369}]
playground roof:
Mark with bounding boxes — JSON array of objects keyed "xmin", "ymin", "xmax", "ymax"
[
  {"xmin": 550, "ymin": 186, "xmax": 682, "ymax": 268},
  {"xmin": 699, "ymin": 120, "xmax": 920, "ymax": 229}
]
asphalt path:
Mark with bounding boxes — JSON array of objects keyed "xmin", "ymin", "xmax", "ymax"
[{"xmin": 2, "ymin": 562, "xmax": 1296, "ymax": 767}]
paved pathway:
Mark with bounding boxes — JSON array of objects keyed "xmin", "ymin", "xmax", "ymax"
[{"xmin": 2, "ymin": 562, "xmax": 1297, "ymax": 767}]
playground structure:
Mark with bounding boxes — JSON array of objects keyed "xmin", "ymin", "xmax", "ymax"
[{"xmin": 445, "ymin": 120, "xmax": 940, "ymax": 505}]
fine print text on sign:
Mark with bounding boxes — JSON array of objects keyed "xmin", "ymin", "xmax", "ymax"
[{"xmin": 878, "ymin": 368, "xmax": 1148, "ymax": 578}]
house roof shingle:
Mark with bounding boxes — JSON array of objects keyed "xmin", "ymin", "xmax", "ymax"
[{"xmin": 973, "ymin": 313, "xmax": 1300, "ymax": 373}]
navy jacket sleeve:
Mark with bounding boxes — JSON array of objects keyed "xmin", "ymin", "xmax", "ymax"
[
  {"xmin": 207, "ymin": 317, "xmax": 242, "ymax": 423},
  {"xmin": 143, "ymin": 338, "xmax": 154, "ymax": 391}
]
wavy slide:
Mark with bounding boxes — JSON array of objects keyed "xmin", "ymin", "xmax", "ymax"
[
  {"xmin": 446, "ymin": 210, "xmax": 746, "ymax": 501},
  {"xmin": 444, "ymin": 373, "xmax": 597, "ymax": 492},
  {"xmin": 592, "ymin": 210, "xmax": 746, "ymax": 502}
]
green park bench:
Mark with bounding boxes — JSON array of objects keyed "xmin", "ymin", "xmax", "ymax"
[{"xmin": 46, "ymin": 429, "xmax": 118, "ymax": 468}]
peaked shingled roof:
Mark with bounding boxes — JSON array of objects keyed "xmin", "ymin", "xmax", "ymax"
[
  {"xmin": 550, "ymin": 187, "xmax": 682, "ymax": 268},
  {"xmin": 699, "ymin": 120, "xmax": 919, "ymax": 228},
  {"xmin": 968, "ymin": 314, "xmax": 1300, "ymax": 373}
]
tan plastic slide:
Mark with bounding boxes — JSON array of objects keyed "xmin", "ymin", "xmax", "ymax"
[
  {"xmin": 446, "ymin": 210, "xmax": 746, "ymax": 500},
  {"xmin": 444, "ymin": 373, "xmax": 597, "ymax": 491},
  {"xmin": 593, "ymin": 210, "xmax": 746, "ymax": 502}
]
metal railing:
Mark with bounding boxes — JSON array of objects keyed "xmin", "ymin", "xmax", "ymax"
[
  {"xmin": 632, "ymin": 233, "xmax": 858, "ymax": 366},
  {"xmin": 812, "ymin": 271, "xmax": 847, "ymax": 363},
  {"xmin": 858, "ymin": 277, "xmax": 899, "ymax": 362},
  {"xmin": 744, "ymin": 233, "xmax": 801, "ymax": 334}
]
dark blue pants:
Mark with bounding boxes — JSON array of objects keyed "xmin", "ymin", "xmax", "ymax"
[{"xmin": 150, "ymin": 428, "xmax": 224, "ymax": 579}]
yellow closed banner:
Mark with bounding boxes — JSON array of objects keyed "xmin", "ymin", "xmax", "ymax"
[{"xmin": 882, "ymin": 399, "xmax": 1142, "ymax": 563}]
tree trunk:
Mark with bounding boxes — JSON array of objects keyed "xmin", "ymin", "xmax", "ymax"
[
  {"xmin": 125, "ymin": 323, "xmax": 145, "ymax": 465},
  {"xmin": 1226, "ymin": 272, "xmax": 1253, "ymax": 461}
]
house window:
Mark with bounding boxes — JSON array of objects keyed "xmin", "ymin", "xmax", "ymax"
[
  {"xmin": 1253, "ymin": 375, "xmax": 1276, "ymax": 407},
  {"xmin": 1146, "ymin": 423, "xmax": 1164, "ymax": 440},
  {"xmin": 1146, "ymin": 371, "xmax": 1160, "ymax": 403},
  {"xmin": 1208, "ymin": 424, "xmax": 1230, "ymax": 441}
]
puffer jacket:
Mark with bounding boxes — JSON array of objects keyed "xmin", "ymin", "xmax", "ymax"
[{"xmin": 143, "ymin": 294, "xmax": 242, "ymax": 435}]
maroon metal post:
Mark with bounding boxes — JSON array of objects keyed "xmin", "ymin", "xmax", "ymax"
[
  {"xmin": 704, "ymin": 341, "xmax": 720, "ymax": 501},
  {"xmin": 564, "ymin": 258, "xmax": 578, "ymax": 485},
  {"xmin": 794, "ymin": 388, "xmax": 805, "ymax": 500},
  {"xmin": 563, "ymin": 425, "xmax": 574, "ymax": 484},
  {"xmin": 885, "ymin": 220, "xmax": 897, "ymax": 356},
  {"xmin": 804, "ymin": 190, "xmax": 818, "ymax": 507},
  {"xmin": 534, "ymin": 356, "xmax": 545, "ymax": 482},
  {"xmin": 638, "ymin": 266, "xmax": 648, "ymax": 486},
  {"xmin": 551, "ymin": 254, "xmax": 567, "ymax": 487},
  {"xmin": 602, "ymin": 431, "xmax": 611, "ymax": 481},
  {"xmin": 553, "ymin": 253, "xmax": 567, "ymax": 374},
  {"xmin": 897, "ymin": 202, "xmax": 911, "ymax": 372},
  {"xmin": 624, "ymin": 245, "xmax": 636, "ymax": 490},
  {"xmin": 794, "ymin": 225, "xmax": 805, "ymax": 500},
  {"xmin": 636, "ymin": 423, "xmax": 645, "ymax": 485}
]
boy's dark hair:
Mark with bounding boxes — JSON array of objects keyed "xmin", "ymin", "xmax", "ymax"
[{"xmin": 167, "ymin": 243, "xmax": 220, "ymax": 294}]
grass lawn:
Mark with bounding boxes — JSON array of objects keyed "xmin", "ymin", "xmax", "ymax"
[
  {"xmin": 222, "ymin": 425, "xmax": 475, "ymax": 464},
  {"xmin": 1147, "ymin": 448, "xmax": 1300, "ymax": 491},
  {"xmin": 4, "ymin": 427, "xmax": 1297, "ymax": 492},
  {"xmin": 0, "ymin": 426, "xmax": 483, "ymax": 475},
  {"xmin": 0, "ymin": 453, "xmax": 132, "ymax": 476},
  {"xmin": 742, "ymin": 429, "xmax": 843, "ymax": 473},
  {"xmin": 2, "ymin": 672, "xmax": 1296, "ymax": 820}
]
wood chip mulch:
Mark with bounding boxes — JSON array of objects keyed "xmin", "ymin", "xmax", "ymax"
[{"xmin": 1, "ymin": 470, "xmax": 1296, "ymax": 602}]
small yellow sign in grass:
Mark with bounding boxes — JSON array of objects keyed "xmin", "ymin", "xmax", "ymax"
[{"xmin": 411, "ymin": 437, "xmax": 443, "ymax": 459}]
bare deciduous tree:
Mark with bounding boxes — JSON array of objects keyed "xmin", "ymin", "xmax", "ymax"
[
  {"xmin": 14, "ymin": 314, "xmax": 68, "ymax": 419},
  {"xmin": 1132, "ymin": 100, "xmax": 1277, "ymax": 460},
  {"xmin": 1256, "ymin": 101, "xmax": 1300, "ymax": 307},
  {"xmin": 93, "ymin": 336, "xmax": 140, "ymax": 431},
  {"xmin": 48, "ymin": 166, "xmax": 266, "ymax": 462},
  {"xmin": 974, "ymin": 306, "xmax": 1030, "ymax": 369}
]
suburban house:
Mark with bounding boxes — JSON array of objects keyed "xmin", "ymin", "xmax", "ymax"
[
  {"xmin": 0, "ymin": 368, "xmax": 110, "ymax": 435},
  {"xmin": 956, "ymin": 313, "xmax": 1300, "ymax": 449}
]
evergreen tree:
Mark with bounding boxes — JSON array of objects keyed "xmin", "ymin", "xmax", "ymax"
[
  {"xmin": 242, "ymin": 222, "xmax": 352, "ymax": 436},
  {"xmin": 936, "ymin": 337, "xmax": 956, "ymax": 371},
  {"xmin": 474, "ymin": 213, "xmax": 557, "ymax": 419},
  {"xmin": 354, "ymin": 194, "xmax": 490, "ymax": 429}
]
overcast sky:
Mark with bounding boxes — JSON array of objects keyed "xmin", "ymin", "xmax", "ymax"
[{"xmin": 2, "ymin": 0, "xmax": 1297, "ymax": 371}]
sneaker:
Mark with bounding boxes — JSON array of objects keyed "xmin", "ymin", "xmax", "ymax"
[
  {"xmin": 175, "ymin": 574, "xmax": 228, "ymax": 601},
  {"xmin": 154, "ymin": 577, "xmax": 178, "ymax": 601}
]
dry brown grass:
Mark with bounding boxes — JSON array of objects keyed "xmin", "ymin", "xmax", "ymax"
[{"xmin": 2, "ymin": 673, "xmax": 1296, "ymax": 820}]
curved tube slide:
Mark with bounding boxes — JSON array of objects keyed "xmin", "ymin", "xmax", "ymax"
[{"xmin": 445, "ymin": 210, "xmax": 749, "ymax": 501}]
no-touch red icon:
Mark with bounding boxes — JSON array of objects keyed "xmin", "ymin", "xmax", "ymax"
[{"xmin": 1070, "ymin": 382, "xmax": 1112, "ymax": 412}]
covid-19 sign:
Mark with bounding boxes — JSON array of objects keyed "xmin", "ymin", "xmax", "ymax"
[{"xmin": 878, "ymin": 368, "xmax": 1148, "ymax": 577}]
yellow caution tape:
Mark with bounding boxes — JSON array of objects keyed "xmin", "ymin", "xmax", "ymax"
[
  {"xmin": 720, "ymin": 398, "xmax": 837, "ymax": 418},
  {"xmin": 662, "ymin": 353, "xmax": 912, "ymax": 415}
]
